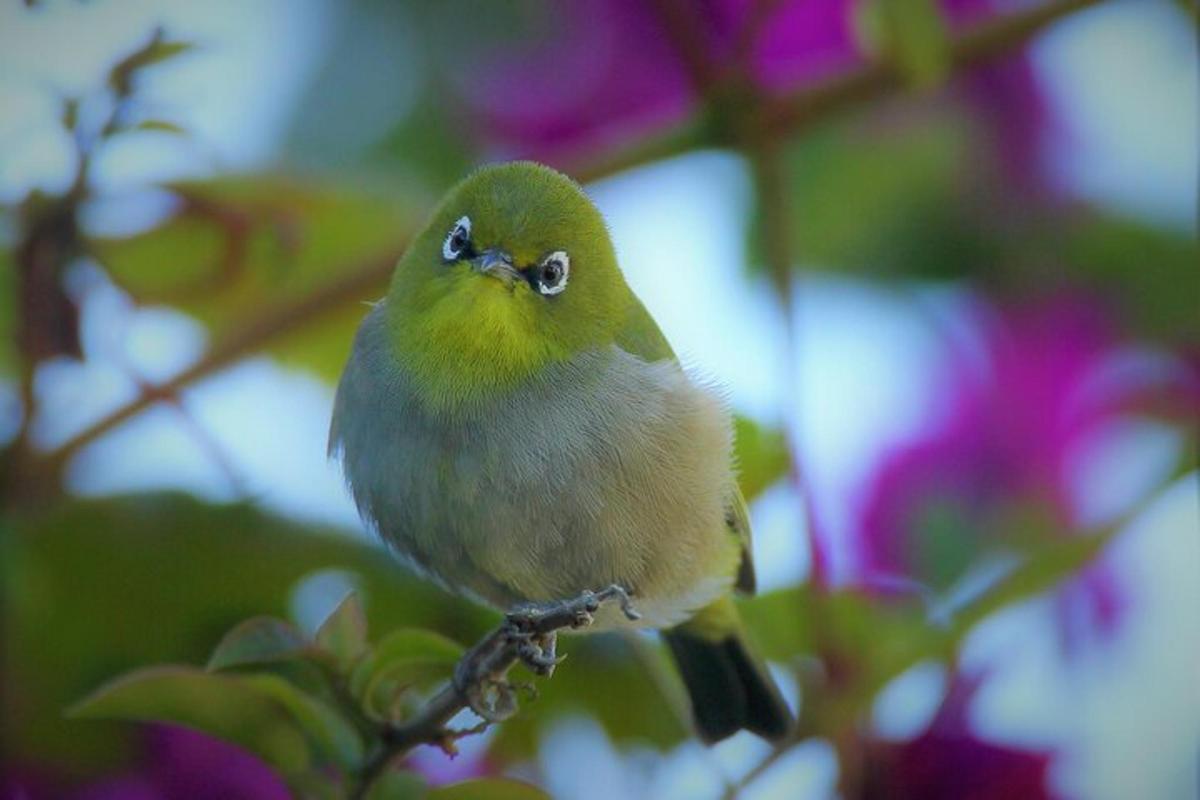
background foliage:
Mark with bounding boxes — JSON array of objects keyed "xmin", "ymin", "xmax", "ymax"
[{"xmin": 2, "ymin": 1, "xmax": 1197, "ymax": 798}]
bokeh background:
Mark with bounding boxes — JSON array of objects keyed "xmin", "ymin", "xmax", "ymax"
[{"xmin": 2, "ymin": 1, "xmax": 1197, "ymax": 798}]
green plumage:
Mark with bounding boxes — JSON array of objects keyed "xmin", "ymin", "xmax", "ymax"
[{"xmin": 330, "ymin": 161, "xmax": 790, "ymax": 742}]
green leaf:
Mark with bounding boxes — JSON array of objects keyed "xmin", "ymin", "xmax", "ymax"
[
  {"xmin": 751, "ymin": 115, "xmax": 978, "ymax": 279},
  {"xmin": 858, "ymin": 0, "xmax": 951, "ymax": 86},
  {"xmin": 6, "ymin": 495, "xmax": 495, "ymax": 773},
  {"xmin": 1052, "ymin": 212, "xmax": 1200, "ymax": 345},
  {"xmin": 90, "ymin": 176, "xmax": 420, "ymax": 380},
  {"xmin": 60, "ymin": 97, "xmax": 80, "ymax": 131},
  {"xmin": 69, "ymin": 665, "xmax": 311, "ymax": 777},
  {"xmin": 739, "ymin": 587, "xmax": 816, "ymax": 662},
  {"xmin": 426, "ymin": 778, "xmax": 550, "ymax": 800},
  {"xmin": 242, "ymin": 673, "xmax": 364, "ymax": 770},
  {"xmin": 109, "ymin": 29, "xmax": 195, "ymax": 94},
  {"xmin": 488, "ymin": 633, "xmax": 687, "ymax": 758},
  {"xmin": 207, "ymin": 616, "xmax": 311, "ymax": 671},
  {"xmin": 0, "ymin": 249, "xmax": 17, "ymax": 378},
  {"xmin": 349, "ymin": 629, "xmax": 463, "ymax": 720},
  {"xmin": 363, "ymin": 770, "xmax": 428, "ymax": 800},
  {"xmin": 316, "ymin": 591, "xmax": 369, "ymax": 673},
  {"xmin": 733, "ymin": 416, "xmax": 790, "ymax": 501},
  {"xmin": 949, "ymin": 527, "xmax": 1121, "ymax": 641},
  {"xmin": 133, "ymin": 119, "xmax": 187, "ymax": 135}
]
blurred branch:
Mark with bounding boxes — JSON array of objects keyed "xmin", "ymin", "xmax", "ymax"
[
  {"xmin": 765, "ymin": 0, "xmax": 1102, "ymax": 133},
  {"xmin": 42, "ymin": 249, "xmax": 401, "ymax": 474},
  {"xmin": 28, "ymin": 0, "xmax": 1101, "ymax": 486},
  {"xmin": 572, "ymin": 0, "xmax": 1105, "ymax": 182},
  {"xmin": 649, "ymin": 0, "xmax": 722, "ymax": 91},
  {"xmin": 352, "ymin": 586, "xmax": 640, "ymax": 799}
]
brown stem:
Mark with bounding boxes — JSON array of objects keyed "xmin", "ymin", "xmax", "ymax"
[
  {"xmin": 648, "ymin": 0, "xmax": 721, "ymax": 91},
  {"xmin": 32, "ymin": 0, "xmax": 1103, "ymax": 483},
  {"xmin": 764, "ymin": 0, "xmax": 1103, "ymax": 135},
  {"xmin": 351, "ymin": 586, "xmax": 639, "ymax": 799},
  {"xmin": 41, "ymin": 250, "xmax": 400, "ymax": 475},
  {"xmin": 571, "ymin": 0, "xmax": 1106, "ymax": 181}
]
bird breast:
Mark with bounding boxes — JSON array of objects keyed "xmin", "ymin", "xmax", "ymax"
[{"xmin": 330, "ymin": 303, "xmax": 740, "ymax": 628}]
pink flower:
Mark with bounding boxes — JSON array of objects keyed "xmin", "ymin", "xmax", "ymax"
[
  {"xmin": 864, "ymin": 675, "xmax": 1058, "ymax": 799},
  {"xmin": 64, "ymin": 725, "xmax": 290, "ymax": 800},
  {"xmin": 455, "ymin": 0, "xmax": 1053, "ymax": 190},
  {"xmin": 847, "ymin": 295, "xmax": 1194, "ymax": 649}
]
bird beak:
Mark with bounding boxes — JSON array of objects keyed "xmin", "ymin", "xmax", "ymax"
[{"xmin": 472, "ymin": 249, "xmax": 521, "ymax": 288}]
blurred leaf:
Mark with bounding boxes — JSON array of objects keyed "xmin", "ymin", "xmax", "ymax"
[
  {"xmin": 0, "ymin": 249, "xmax": 17, "ymax": 378},
  {"xmin": 752, "ymin": 115, "xmax": 980, "ymax": 279},
  {"xmin": 90, "ymin": 176, "xmax": 420, "ymax": 380},
  {"xmin": 374, "ymin": 87, "xmax": 478, "ymax": 192},
  {"xmin": 350, "ymin": 629, "xmax": 463, "ymax": 721},
  {"xmin": 364, "ymin": 770, "xmax": 428, "ymax": 800},
  {"xmin": 733, "ymin": 416, "xmax": 790, "ymax": 501},
  {"xmin": 109, "ymin": 28, "xmax": 194, "ymax": 94},
  {"xmin": 316, "ymin": 591, "xmax": 370, "ymax": 673},
  {"xmin": 133, "ymin": 119, "xmax": 187, "ymax": 135},
  {"xmin": 427, "ymin": 778, "xmax": 550, "ymax": 800},
  {"xmin": 5, "ymin": 495, "xmax": 494, "ymax": 773},
  {"xmin": 242, "ymin": 673, "xmax": 364, "ymax": 770},
  {"xmin": 1052, "ymin": 212, "xmax": 1200, "ymax": 344},
  {"xmin": 862, "ymin": 0, "xmax": 951, "ymax": 86},
  {"xmin": 489, "ymin": 633, "xmax": 687, "ymax": 758},
  {"xmin": 949, "ymin": 526, "xmax": 1121, "ymax": 640},
  {"xmin": 207, "ymin": 616, "xmax": 312, "ymax": 671},
  {"xmin": 69, "ymin": 665, "xmax": 311, "ymax": 778},
  {"xmin": 60, "ymin": 97, "xmax": 80, "ymax": 131},
  {"xmin": 739, "ymin": 587, "xmax": 816, "ymax": 662}
]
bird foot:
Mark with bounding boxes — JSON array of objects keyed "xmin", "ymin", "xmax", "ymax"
[{"xmin": 505, "ymin": 584, "xmax": 641, "ymax": 635}]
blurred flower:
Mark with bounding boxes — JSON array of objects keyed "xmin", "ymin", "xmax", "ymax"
[
  {"xmin": 864, "ymin": 674, "xmax": 1056, "ymax": 799},
  {"xmin": 456, "ymin": 0, "xmax": 1053, "ymax": 190},
  {"xmin": 846, "ymin": 294, "xmax": 1193, "ymax": 649},
  {"xmin": 69, "ymin": 725, "xmax": 289, "ymax": 800}
]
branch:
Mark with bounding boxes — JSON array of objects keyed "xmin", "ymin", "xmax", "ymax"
[
  {"xmin": 41, "ymin": 250, "xmax": 400, "ymax": 473},
  {"xmin": 352, "ymin": 586, "xmax": 640, "ymax": 799},
  {"xmin": 33, "ymin": 0, "xmax": 1102, "ymax": 478},
  {"xmin": 763, "ymin": 0, "xmax": 1104, "ymax": 134},
  {"xmin": 572, "ymin": 0, "xmax": 1105, "ymax": 181}
]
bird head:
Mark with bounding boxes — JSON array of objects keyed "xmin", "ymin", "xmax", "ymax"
[{"xmin": 385, "ymin": 162, "xmax": 631, "ymax": 410}]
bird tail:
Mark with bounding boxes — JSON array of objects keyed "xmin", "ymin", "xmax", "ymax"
[{"xmin": 663, "ymin": 596, "xmax": 792, "ymax": 743}]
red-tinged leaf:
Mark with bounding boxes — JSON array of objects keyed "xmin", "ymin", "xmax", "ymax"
[
  {"xmin": 207, "ymin": 616, "xmax": 312, "ymax": 672},
  {"xmin": 315, "ymin": 591, "xmax": 369, "ymax": 673}
]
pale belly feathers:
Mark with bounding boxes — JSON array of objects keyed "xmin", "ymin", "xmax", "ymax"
[{"xmin": 330, "ymin": 304, "xmax": 741, "ymax": 629}]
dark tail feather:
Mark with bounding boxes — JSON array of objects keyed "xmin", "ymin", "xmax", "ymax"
[{"xmin": 663, "ymin": 626, "xmax": 792, "ymax": 743}]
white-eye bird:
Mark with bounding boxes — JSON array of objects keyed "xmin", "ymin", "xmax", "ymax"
[{"xmin": 330, "ymin": 161, "xmax": 790, "ymax": 742}]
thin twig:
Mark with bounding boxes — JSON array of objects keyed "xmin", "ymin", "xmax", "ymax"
[
  {"xmin": 41, "ymin": 249, "xmax": 401, "ymax": 474},
  {"xmin": 763, "ymin": 0, "xmax": 1103, "ymax": 135},
  {"xmin": 572, "ymin": 0, "xmax": 1104, "ymax": 181},
  {"xmin": 351, "ymin": 586, "xmax": 640, "ymax": 800},
  {"xmin": 31, "ymin": 0, "xmax": 1103, "ymax": 485}
]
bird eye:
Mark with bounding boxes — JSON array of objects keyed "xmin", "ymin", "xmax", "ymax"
[
  {"xmin": 535, "ymin": 251, "xmax": 569, "ymax": 296},
  {"xmin": 442, "ymin": 216, "xmax": 473, "ymax": 262}
]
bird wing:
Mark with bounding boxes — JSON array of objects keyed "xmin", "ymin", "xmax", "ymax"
[{"xmin": 616, "ymin": 297, "xmax": 758, "ymax": 596}]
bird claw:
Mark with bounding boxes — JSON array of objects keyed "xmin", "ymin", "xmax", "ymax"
[
  {"xmin": 517, "ymin": 632, "xmax": 564, "ymax": 676},
  {"xmin": 464, "ymin": 677, "xmax": 519, "ymax": 723},
  {"xmin": 505, "ymin": 584, "xmax": 641, "ymax": 633}
]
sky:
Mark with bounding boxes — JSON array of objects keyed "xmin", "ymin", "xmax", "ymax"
[{"xmin": 2, "ymin": 1, "xmax": 1197, "ymax": 798}]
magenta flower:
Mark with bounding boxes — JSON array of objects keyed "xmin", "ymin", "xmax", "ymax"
[
  {"xmin": 67, "ymin": 725, "xmax": 290, "ymax": 800},
  {"xmin": 846, "ymin": 294, "xmax": 1193, "ymax": 649},
  {"xmin": 455, "ymin": 0, "xmax": 1052, "ymax": 190},
  {"xmin": 864, "ymin": 675, "xmax": 1057, "ymax": 799}
]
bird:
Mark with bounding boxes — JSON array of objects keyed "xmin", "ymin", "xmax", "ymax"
[{"xmin": 329, "ymin": 161, "xmax": 791, "ymax": 743}]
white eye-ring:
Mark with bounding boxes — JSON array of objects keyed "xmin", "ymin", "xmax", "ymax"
[
  {"xmin": 442, "ymin": 216, "xmax": 472, "ymax": 262},
  {"xmin": 536, "ymin": 251, "xmax": 569, "ymax": 296}
]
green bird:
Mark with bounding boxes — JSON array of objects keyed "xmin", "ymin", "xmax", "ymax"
[{"xmin": 329, "ymin": 161, "xmax": 791, "ymax": 743}]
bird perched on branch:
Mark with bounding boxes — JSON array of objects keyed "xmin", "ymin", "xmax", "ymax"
[{"xmin": 330, "ymin": 161, "xmax": 790, "ymax": 743}]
